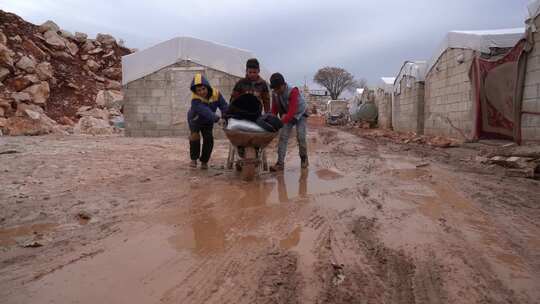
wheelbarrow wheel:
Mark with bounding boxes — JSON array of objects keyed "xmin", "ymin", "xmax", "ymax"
[{"xmin": 241, "ymin": 147, "xmax": 257, "ymax": 181}]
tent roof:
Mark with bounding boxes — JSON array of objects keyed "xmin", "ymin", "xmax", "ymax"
[
  {"xmin": 394, "ymin": 61, "xmax": 427, "ymax": 93},
  {"xmin": 529, "ymin": 0, "xmax": 540, "ymax": 21},
  {"xmin": 379, "ymin": 77, "xmax": 396, "ymax": 93},
  {"xmin": 426, "ymin": 28, "xmax": 525, "ymax": 75},
  {"xmin": 121, "ymin": 36, "xmax": 268, "ymax": 85}
]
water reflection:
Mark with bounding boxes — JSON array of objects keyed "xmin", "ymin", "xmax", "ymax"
[{"xmin": 276, "ymin": 169, "xmax": 309, "ymax": 202}]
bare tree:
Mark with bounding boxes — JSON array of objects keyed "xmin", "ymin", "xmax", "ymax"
[
  {"xmin": 313, "ymin": 67, "xmax": 359, "ymax": 100},
  {"xmin": 356, "ymin": 78, "xmax": 368, "ymax": 89}
]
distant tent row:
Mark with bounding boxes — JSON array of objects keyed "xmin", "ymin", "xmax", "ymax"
[{"xmin": 370, "ymin": 1, "xmax": 540, "ymax": 143}]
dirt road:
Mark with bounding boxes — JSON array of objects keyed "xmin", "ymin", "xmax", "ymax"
[{"xmin": 1, "ymin": 127, "xmax": 539, "ymax": 303}]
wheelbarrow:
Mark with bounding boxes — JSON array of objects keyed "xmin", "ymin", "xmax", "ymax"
[{"xmin": 224, "ymin": 129, "xmax": 278, "ymax": 181}]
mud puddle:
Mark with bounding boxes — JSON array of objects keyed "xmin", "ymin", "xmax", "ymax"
[{"xmin": 0, "ymin": 223, "xmax": 58, "ymax": 247}]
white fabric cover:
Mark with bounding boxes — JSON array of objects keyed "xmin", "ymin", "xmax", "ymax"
[
  {"xmin": 529, "ymin": 0, "xmax": 540, "ymax": 21},
  {"xmin": 427, "ymin": 28, "xmax": 525, "ymax": 75},
  {"xmin": 379, "ymin": 77, "xmax": 396, "ymax": 93},
  {"xmin": 394, "ymin": 61, "xmax": 427, "ymax": 94},
  {"xmin": 122, "ymin": 36, "xmax": 268, "ymax": 85}
]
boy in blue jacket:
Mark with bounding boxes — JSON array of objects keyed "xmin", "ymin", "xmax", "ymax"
[{"xmin": 187, "ymin": 74, "xmax": 228, "ymax": 169}]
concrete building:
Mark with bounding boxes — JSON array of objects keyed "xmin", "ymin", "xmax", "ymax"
[
  {"xmin": 521, "ymin": 2, "xmax": 540, "ymax": 142},
  {"xmin": 424, "ymin": 29, "xmax": 524, "ymax": 139},
  {"xmin": 303, "ymin": 85, "xmax": 331, "ymax": 113},
  {"xmin": 374, "ymin": 77, "xmax": 395, "ymax": 129},
  {"xmin": 393, "ymin": 61, "xmax": 427, "ymax": 134},
  {"xmin": 121, "ymin": 37, "xmax": 267, "ymax": 137}
]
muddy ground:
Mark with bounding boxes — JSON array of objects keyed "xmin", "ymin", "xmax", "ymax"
[{"xmin": 1, "ymin": 127, "xmax": 539, "ymax": 304}]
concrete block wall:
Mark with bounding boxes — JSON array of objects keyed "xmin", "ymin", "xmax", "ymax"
[
  {"xmin": 424, "ymin": 49, "xmax": 475, "ymax": 138},
  {"xmin": 521, "ymin": 17, "xmax": 540, "ymax": 142},
  {"xmin": 375, "ymin": 88, "xmax": 392, "ymax": 129},
  {"xmin": 123, "ymin": 60, "xmax": 239, "ymax": 137},
  {"xmin": 392, "ymin": 76, "xmax": 425, "ymax": 134}
]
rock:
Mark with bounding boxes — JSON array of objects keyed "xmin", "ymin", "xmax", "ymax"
[
  {"xmin": 25, "ymin": 109, "xmax": 41, "ymax": 120},
  {"xmin": 85, "ymin": 59, "xmax": 100, "ymax": 72},
  {"xmin": 5, "ymin": 76, "xmax": 33, "ymax": 91},
  {"xmin": 0, "ymin": 117, "xmax": 6, "ymax": 127},
  {"xmin": 105, "ymin": 79, "xmax": 122, "ymax": 90},
  {"xmin": 39, "ymin": 20, "xmax": 60, "ymax": 33},
  {"xmin": 59, "ymin": 30, "xmax": 75, "ymax": 40},
  {"xmin": 16, "ymin": 55, "xmax": 37, "ymax": 73},
  {"xmin": 81, "ymin": 40, "xmax": 96, "ymax": 53},
  {"xmin": 0, "ymin": 31, "xmax": 7, "ymax": 45},
  {"xmin": 58, "ymin": 116, "xmax": 75, "ymax": 126},
  {"xmin": 5, "ymin": 112, "xmax": 64, "ymax": 136},
  {"xmin": 22, "ymin": 39, "xmax": 47, "ymax": 61},
  {"xmin": 24, "ymin": 74, "xmax": 40, "ymax": 84},
  {"xmin": 66, "ymin": 41, "xmax": 79, "ymax": 56},
  {"xmin": 0, "ymin": 107, "xmax": 4, "ymax": 117},
  {"xmin": 74, "ymin": 32, "xmax": 88, "ymax": 43},
  {"xmin": 103, "ymin": 50, "xmax": 115, "ymax": 58},
  {"xmin": 0, "ymin": 67, "xmax": 10, "ymax": 81},
  {"xmin": 88, "ymin": 47, "xmax": 103, "ymax": 55},
  {"xmin": 95, "ymin": 90, "xmax": 123, "ymax": 109},
  {"xmin": 0, "ymin": 43, "xmax": 15, "ymax": 68},
  {"xmin": 35, "ymin": 62, "xmax": 53, "ymax": 80},
  {"xmin": 23, "ymin": 81, "xmax": 50, "ymax": 104},
  {"xmin": 51, "ymin": 51, "xmax": 73, "ymax": 60},
  {"xmin": 81, "ymin": 54, "xmax": 89, "ymax": 61},
  {"xmin": 16, "ymin": 102, "xmax": 44, "ymax": 116},
  {"xmin": 43, "ymin": 30, "xmax": 66, "ymax": 49},
  {"xmin": 102, "ymin": 67, "xmax": 121, "ymax": 80},
  {"xmin": 73, "ymin": 116, "xmax": 113, "ymax": 135},
  {"xmin": 12, "ymin": 92, "xmax": 32, "ymax": 102},
  {"xmin": 67, "ymin": 82, "xmax": 81, "ymax": 90},
  {"xmin": 77, "ymin": 107, "xmax": 110, "ymax": 120},
  {"xmin": 96, "ymin": 33, "xmax": 116, "ymax": 45},
  {"xmin": 10, "ymin": 35, "xmax": 22, "ymax": 44}
]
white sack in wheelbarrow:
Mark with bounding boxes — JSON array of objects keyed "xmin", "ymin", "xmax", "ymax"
[{"xmin": 226, "ymin": 118, "xmax": 267, "ymax": 133}]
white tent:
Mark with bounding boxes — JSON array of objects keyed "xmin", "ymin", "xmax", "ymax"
[
  {"xmin": 121, "ymin": 36, "xmax": 269, "ymax": 85},
  {"xmin": 379, "ymin": 77, "xmax": 395, "ymax": 93},
  {"xmin": 426, "ymin": 28, "xmax": 525, "ymax": 74},
  {"xmin": 394, "ymin": 61, "xmax": 427, "ymax": 94}
]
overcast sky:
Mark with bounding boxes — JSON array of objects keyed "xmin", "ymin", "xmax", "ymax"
[{"xmin": 0, "ymin": 0, "xmax": 532, "ymax": 88}]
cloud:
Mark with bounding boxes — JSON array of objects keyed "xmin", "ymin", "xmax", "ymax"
[{"xmin": 1, "ymin": 0, "xmax": 531, "ymax": 86}]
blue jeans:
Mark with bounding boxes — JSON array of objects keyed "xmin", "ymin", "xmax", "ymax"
[{"xmin": 277, "ymin": 116, "xmax": 307, "ymax": 165}]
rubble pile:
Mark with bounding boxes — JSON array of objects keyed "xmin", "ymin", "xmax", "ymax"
[
  {"xmin": 345, "ymin": 126, "xmax": 462, "ymax": 148},
  {"xmin": 0, "ymin": 10, "xmax": 132, "ymax": 136}
]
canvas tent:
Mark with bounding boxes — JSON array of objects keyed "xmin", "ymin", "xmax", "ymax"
[
  {"xmin": 121, "ymin": 37, "xmax": 268, "ymax": 137},
  {"xmin": 424, "ymin": 28, "xmax": 524, "ymax": 139},
  {"xmin": 393, "ymin": 61, "xmax": 427, "ymax": 134},
  {"xmin": 375, "ymin": 77, "xmax": 395, "ymax": 129}
]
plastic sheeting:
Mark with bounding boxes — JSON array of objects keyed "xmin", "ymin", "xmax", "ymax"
[
  {"xmin": 427, "ymin": 28, "xmax": 525, "ymax": 75},
  {"xmin": 379, "ymin": 77, "xmax": 395, "ymax": 93},
  {"xmin": 394, "ymin": 61, "xmax": 427, "ymax": 94},
  {"xmin": 529, "ymin": 0, "xmax": 540, "ymax": 22},
  {"xmin": 226, "ymin": 118, "xmax": 267, "ymax": 133},
  {"xmin": 121, "ymin": 36, "xmax": 269, "ymax": 85}
]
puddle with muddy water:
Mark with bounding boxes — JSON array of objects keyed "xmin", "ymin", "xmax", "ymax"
[{"xmin": 0, "ymin": 223, "xmax": 57, "ymax": 247}]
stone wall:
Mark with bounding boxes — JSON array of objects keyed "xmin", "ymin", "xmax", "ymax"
[
  {"xmin": 521, "ymin": 16, "xmax": 540, "ymax": 142},
  {"xmin": 375, "ymin": 88, "xmax": 392, "ymax": 129},
  {"xmin": 392, "ymin": 76, "xmax": 425, "ymax": 134},
  {"xmin": 123, "ymin": 60, "xmax": 239, "ymax": 137},
  {"xmin": 424, "ymin": 49, "xmax": 475, "ymax": 138}
]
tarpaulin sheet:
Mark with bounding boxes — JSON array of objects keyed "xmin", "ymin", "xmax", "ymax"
[
  {"xmin": 394, "ymin": 61, "xmax": 427, "ymax": 94},
  {"xmin": 122, "ymin": 36, "xmax": 268, "ymax": 85},
  {"xmin": 427, "ymin": 29, "xmax": 525, "ymax": 75}
]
